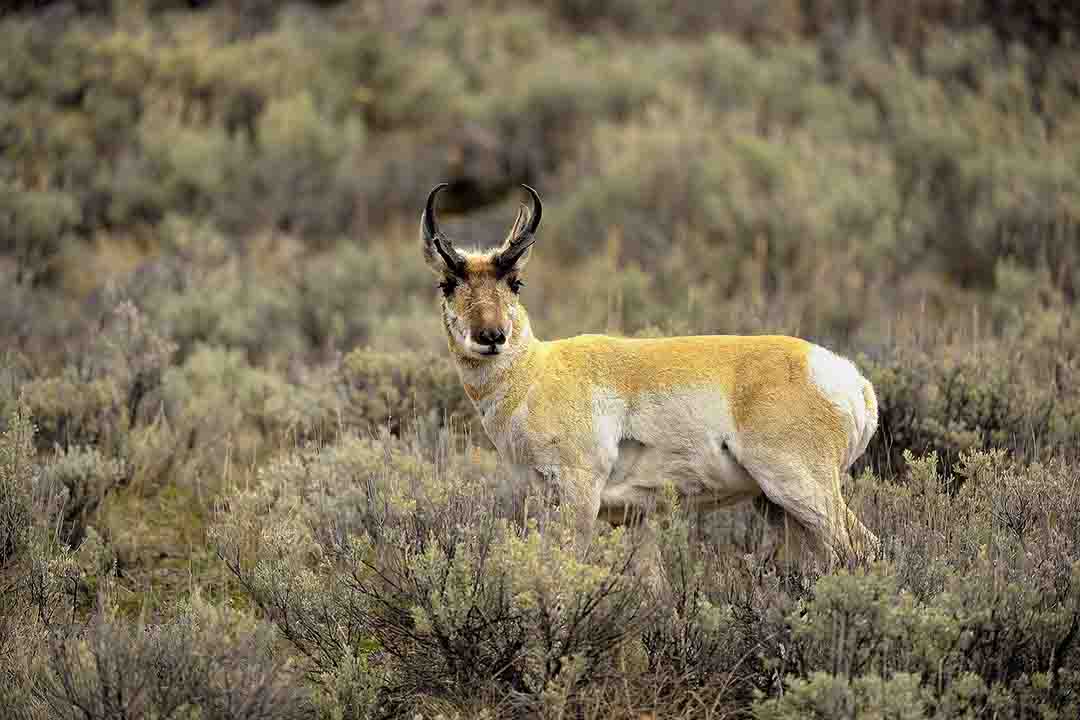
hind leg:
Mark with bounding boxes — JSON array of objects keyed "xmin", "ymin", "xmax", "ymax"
[
  {"xmin": 739, "ymin": 451, "xmax": 871, "ymax": 570},
  {"xmin": 753, "ymin": 495, "xmax": 814, "ymax": 568},
  {"xmin": 833, "ymin": 470, "xmax": 880, "ymax": 563}
]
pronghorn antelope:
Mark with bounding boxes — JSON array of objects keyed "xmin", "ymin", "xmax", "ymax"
[{"xmin": 421, "ymin": 183, "xmax": 880, "ymax": 568}]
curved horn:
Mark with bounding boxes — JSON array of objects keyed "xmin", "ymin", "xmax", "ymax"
[
  {"xmin": 495, "ymin": 185, "xmax": 542, "ymax": 275},
  {"xmin": 422, "ymin": 182, "xmax": 449, "ymax": 241},
  {"xmin": 422, "ymin": 183, "xmax": 465, "ymax": 276},
  {"xmin": 521, "ymin": 184, "xmax": 542, "ymax": 236}
]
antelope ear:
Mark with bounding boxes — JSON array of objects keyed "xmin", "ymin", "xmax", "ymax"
[{"xmin": 422, "ymin": 230, "xmax": 463, "ymax": 277}]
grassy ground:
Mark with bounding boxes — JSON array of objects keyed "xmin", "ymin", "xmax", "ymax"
[{"xmin": 2, "ymin": 1, "xmax": 1080, "ymax": 717}]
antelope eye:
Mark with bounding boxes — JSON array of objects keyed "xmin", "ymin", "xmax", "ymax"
[
  {"xmin": 439, "ymin": 277, "xmax": 457, "ymax": 297},
  {"xmin": 507, "ymin": 276, "xmax": 524, "ymax": 294}
]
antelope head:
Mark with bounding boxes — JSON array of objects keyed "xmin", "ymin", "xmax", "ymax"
[{"xmin": 421, "ymin": 183, "xmax": 542, "ymax": 361}]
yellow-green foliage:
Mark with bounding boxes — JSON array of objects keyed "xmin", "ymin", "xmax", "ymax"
[
  {"xmin": 20, "ymin": 374, "xmax": 125, "ymax": 453},
  {"xmin": 204, "ymin": 361, "xmax": 1080, "ymax": 715},
  {"xmin": 40, "ymin": 445, "xmax": 123, "ymax": 549},
  {"xmin": 338, "ymin": 349, "xmax": 473, "ymax": 436},
  {"xmin": 0, "ymin": 405, "xmax": 35, "ymax": 566},
  {"xmin": 205, "ymin": 419, "xmax": 1080, "ymax": 717},
  {"xmin": 863, "ymin": 342, "xmax": 1080, "ymax": 472},
  {"xmin": 210, "ymin": 428, "xmax": 651, "ymax": 716},
  {"xmin": 32, "ymin": 593, "xmax": 313, "ymax": 720}
]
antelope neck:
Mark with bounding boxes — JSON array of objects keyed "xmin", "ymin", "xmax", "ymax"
[{"xmin": 450, "ymin": 313, "xmax": 538, "ymax": 418}]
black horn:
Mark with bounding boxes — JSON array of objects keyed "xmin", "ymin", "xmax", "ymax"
[
  {"xmin": 422, "ymin": 183, "xmax": 448, "ymax": 240},
  {"xmin": 495, "ymin": 185, "xmax": 542, "ymax": 274},
  {"xmin": 521, "ymin": 184, "xmax": 542, "ymax": 236},
  {"xmin": 422, "ymin": 183, "xmax": 466, "ymax": 276}
]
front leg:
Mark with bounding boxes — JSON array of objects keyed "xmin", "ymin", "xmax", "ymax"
[
  {"xmin": 531, "ymin": 464, "xmax": 605, "ymax": 558},
  {"xmin": 563, "ymin": 467, "xmax": 605, "ymax": 557},
  {"xmin": 562, "ymin": 467, "xmax": 668, "ymax": 595}
]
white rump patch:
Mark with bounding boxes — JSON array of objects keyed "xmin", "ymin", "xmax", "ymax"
[{"xmin": 807, "ymin": 344, "xmax": 878, "ymax": 470}]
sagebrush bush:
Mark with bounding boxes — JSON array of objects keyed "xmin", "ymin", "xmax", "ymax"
[
  {"xmin": 38, "ymin": 445, "xmax": 123, "ymax": 550},
  {"xmin": 205, "ymin": 419, "xmax": 1080, "ymax": 717},
  {"xmin": 298, "ymin": 239, "xmax": 441, "ymax": 357},
  {"xmin": 158, "ymin": 343, "xmax": 337, "ymax": 486},
  {"xmin": 0, "ymin": 404, "xmax": 101, "ymax": 719},
  {"xmin": 20, "ymin": 300, "xmax": 176, "ymax": 453},
  {"xmin": 0, "ymin": 405, "xmax": 35, "ymax": 568},
  {"xmin": 210, "ymin": 429, "xmax": 668, "ymax": 716},
  {"xmin": 756, "ymin": 455, "xmax": 1080, "ymax": 718},
  {"xmin": 0, "ymin": 184, "xmax": 81, "ymax": 285},
  {"xmin": 863, "ymin": 340, "xmax": 1080, "ymax": 472},
  {"xmin": 34, "ymin": 596, "xmax": 314, "ymax": 720},
  {"xmin": 20, "ymin": 373, "xmax": 126, "ymax": 455},
  {"xmin": 337, "ymin": 348, "xmax": 473, "ymax": 438}
]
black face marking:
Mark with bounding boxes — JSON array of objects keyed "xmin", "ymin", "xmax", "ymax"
[
  {"xmin": 439, "ymin": 277, "xmax": 458, "ymax": 298},
  {"xmin": 507, "ymin": 276, "xmax": 524, "ymax": 294}
]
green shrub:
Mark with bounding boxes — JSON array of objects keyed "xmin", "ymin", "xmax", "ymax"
[
  {"xmin": 39, "ymin": 446, "xmax": 123, "ymax": 549},
  {"xmin": 20, "ymin": 374, "xmax": 124, "ymax": 456},
  {"xmin": 140, "ymin": 219, "xmax": 304, "ymax": 362},
  {"xmin": 159, "ymin": 344, "xmax": 336, "ymax": 485},
  {"xmin": 140, "ymin": 92, "xmax": 364, "ymax": 242},
  {"xmin": 837, "ymin": 27, "xmax": 1080, "ymax": 291},
  {"xmin": 34, "ymin": 598, "xmax": 314, "ymax": 720},
  {"xmin": 472, "ymin": 37, "xmax": 658, "ymax": 165},
  {"xmin": 243, "ymin": 92, "xmax": 362, "ymax": 239},
  {"xmin": 862, "ymin": 343, "xmax": 1072, "ymax": 472},
  {"xmin": 0, "ymin": 279, "xmax": 75, "ymax": 376},
  {"xmin": 20, "ymin": 300, "xmax": 175, "ymax": 453},
  {"xmin": 83, "ymin": 299, "xmax": 177, "ymax": 424},
  {"xmin": 0, "ymin": 185, "xmax": 82, "ymax": 284},
  {"xmin": 211, "ymin": 428, "xmax": 659, "ymax": 717},
  {"xmin": 754, "ymin": 560, "xmax": 1080, "ymax": 718},
  {"xmin": 139, "ymin": 221, "xmax": 449, "ymax": 364},
  {"xmin": 754, "ymin": 451, "xmax": 1080, "ymax": 718},
  {"xmin": 0, "ymin": 351, "xmax": 32, "ymax": 431},
  {"xmin": 337, "ymin": 348, "xmax": 473, "ymax": 438},
  {"xmin": 298, "ymin": 240, "xmax": 439, "ymax": 356},
  {"xmin": 0, "ymin": 405, "xmax": 35, "ymax": 567},
  {"xmin": 0, "ymin": 404, "xmax": 108, "ymax": 720},
  {"xmin": 122, "ymin": 223, "xmax": 446, "ymax": 365},
  {"xmin": 348, "ymin": 31, "xmax": 467, "ymax": 132},
  {"xmin": 543, "ymin": 0, "xmax": 799, "ymax": 37},
  {"xmin": 753, "ymin": 671, "xmax": 927, "ymax": 720}
]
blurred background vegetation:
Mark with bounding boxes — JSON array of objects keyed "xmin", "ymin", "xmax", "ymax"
[{"xmin": 2, "ymin": 1, "xmax": 1080, "ymax": 717}]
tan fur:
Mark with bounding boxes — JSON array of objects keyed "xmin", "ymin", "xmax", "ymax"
[{"xmin": 421, "ymin": 198, "xmax": 880, "ymax": 570}]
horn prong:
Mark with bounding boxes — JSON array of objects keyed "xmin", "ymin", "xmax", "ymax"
[{"xmin": 495, "ymin": 185, "xmax": 542, "ymax": 274}]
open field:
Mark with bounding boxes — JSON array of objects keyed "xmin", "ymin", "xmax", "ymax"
[{"xmin": 2, "ymin": 1, "xmax": 1080, "ymax": 717}]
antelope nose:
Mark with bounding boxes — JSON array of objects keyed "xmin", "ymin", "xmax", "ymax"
[{"xmin": 475, "ymin": 328, "xmax": 506, "ymax": 346}]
